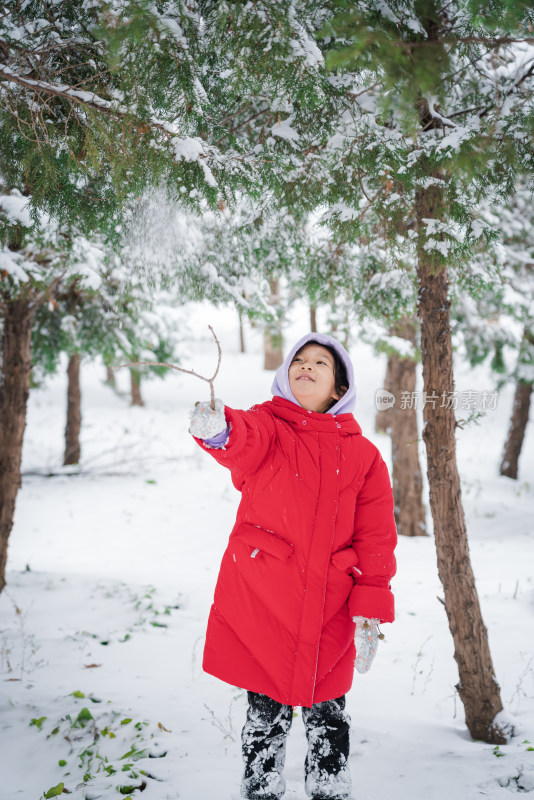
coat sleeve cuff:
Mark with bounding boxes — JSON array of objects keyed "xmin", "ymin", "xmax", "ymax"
[
  {"xmin": 193, "ymin": 407, "xmax": 248, "ymax": 459},
  {"xmin": 348, "ymin": 584, "xmax": 395, "ymax": 623}
]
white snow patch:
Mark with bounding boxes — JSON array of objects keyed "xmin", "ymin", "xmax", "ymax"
[
  {"xmin": 0, "ymin": 189, "xmax": 32, "ymax": 226},
  {"xmin": 0, "ymin": 249, "xmax": 30, "ymax": 281},
  {"xmin": 270, "ymin": 116, "xmax": 300, "ymax": 142},
  {"xmin": 172, "ymin": 136, "xmax": 206, "ymax": 161}
]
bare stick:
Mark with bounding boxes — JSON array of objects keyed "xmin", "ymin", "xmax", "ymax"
[{"xmin": 112, "ymin": 325, "xmax": 222, "ymax": 410}]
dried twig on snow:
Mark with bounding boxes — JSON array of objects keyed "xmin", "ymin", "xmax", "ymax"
[{"xmin": 112, "ymin": 325, "xmax": 222, "ymax": 410}]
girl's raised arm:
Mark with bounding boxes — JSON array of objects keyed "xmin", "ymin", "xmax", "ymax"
[{"xmin": 189, "ymin": 400, "xmax": 276, "ymax": 489}]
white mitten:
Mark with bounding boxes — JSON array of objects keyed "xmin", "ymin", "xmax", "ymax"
[
  {"xmin": 354, "ymin": 616, "xmax": 381, "ymax": 674},
  {"xmin": 189, "ymin": 399, "xmax": 227, "ymax": 439}
]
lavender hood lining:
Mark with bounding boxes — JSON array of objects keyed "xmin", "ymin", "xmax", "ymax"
[{"xmin": 271, "ymin": 332, "xmax": 356, "ymax": 415}]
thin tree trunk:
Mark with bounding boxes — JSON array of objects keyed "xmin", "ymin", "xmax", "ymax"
[
  {"xmin": 388, "ymin": 317, "xmax": 427, "ymax": 536},
  {"xmin": 238, "ymin": 309, "xmax": 246, "ymax": 353},
  {"xmin": 64, "ymin": 353, "xmax": 81, "ymax": 465},
  {"xmin": 105, "ymin": 365, "xmax": 116, "ymax": 386},
  {"xmin": 500, "ymin": 380, "xmax": 532, "ymax": 479},
  {"xmin": 416, "ymin": 183, "xmax": 505, "ymax": 743},
  {"xmin": 130, "ymin": 368, "xmax": 144, "ymax": 406},
  {"xmin": 0, "ymin": 300, "xmax": 34, "ymax": 592},
  {"xmin": 264, "ymin": 278, "xmax": 284, "ymax": 370},
  {"xmin": 310, "ymin": 305, "xmax": 317, "ymax": 333}
]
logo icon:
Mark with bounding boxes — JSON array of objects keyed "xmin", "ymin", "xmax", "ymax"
[{"xmin": 375, "ymin": 389, "xmax": 395, "ymax": 411}]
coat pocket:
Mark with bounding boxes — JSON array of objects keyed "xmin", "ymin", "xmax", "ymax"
[
  {"xmin": 234, "ymin": 523, "xmax": 294, "ymax": 562},
  {"xmin": 331, "ymin": 546, "xmax": 362, "ymax": 576}
]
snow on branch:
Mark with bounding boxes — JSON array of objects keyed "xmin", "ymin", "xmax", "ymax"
[
  {"xmin": 1, "ymin": 63, "xmax": 182, "ymax": 138},
  {"xmin": 0, "ymin": 63, "xmax": 221, "ymax": 180}
]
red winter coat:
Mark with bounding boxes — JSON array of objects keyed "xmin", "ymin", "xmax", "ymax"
[{"xmin": 195, "ymin": 396, "xmax": 397, "ymax": 708}]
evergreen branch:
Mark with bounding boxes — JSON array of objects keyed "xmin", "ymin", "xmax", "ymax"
[
  {"xmin": 509, "ymin": 60, "xmax": 534, "ymax": 93},
  {"xmin": 421, "ymin": 99, "xmax": 457, "ymax": 131},
  {"xmin": 112, "ymin": 325, "xmax": 222, "ymax": 410},
  {"xmin": 480, "ymin": 61, "xmax": 534, "ymax": 118},
  {"xmin": 214, "ymin": 106, "xmax": 272, "ymax": 146},
  {"xmin": 302, "ymin": 141, "xmax": 324, "ymax": 157},
  {"xmin": 0, "ymin": 37, "xmax": 101, "ymax": 62},
  {"xmin": 356, "ymin": 171, "xmax": 374, "ymax": 206},
  {"xmin": 416, "ymin": 58, "xmax": 534, "ymax": 126},
  {"xmin": 0, "ymin": 63, "xmax": 178, "ymax": 138},
  {"xmin": 218, "ymin": 101, "xmax": 251, "ymax": 127},
  {"xmin": 438, "ymin": 0, "xmax": 457, "ymax": 14},
  {"xmin": 442, "ymin": 104, "xmax": 485, "ymax": 120},
  {"xmin": 346, "ymin": 83, "xmax": 380, "ymax": 100},
  {"xmin": 440, "ymin": 50, "xmax": 496, "ymax": 88},
  {"xmin": 0, "ymin": 64, "xmax": 269, "ymax": 171},
  {"xmin": 28, "ymin": 269, "xmax": 68, "ymax": 310}
]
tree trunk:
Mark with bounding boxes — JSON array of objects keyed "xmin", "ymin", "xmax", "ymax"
[
  {"xmin": 0, "ymin": 300, "xmax": 34, "ymax": 592},
  {"xmin": 238, "ymin": 309, "xmax": 246, "ymax": 353},
  {"xmin": 105, "ymin": 365, "xmax": 116, "ymax": 386},
  {"xmin": 500, "ymin": 379, "xmax": 532, "ymax": 479},
  {"xmin": 388, "ymin": 317, "xmax": 427, "ymax": 536},
  {"xmin": 416, "ymin": 184, "xmax": 505, "ymax": 743},
  {"xmin": 264, "ymin": 278, "xmax": 284, "ymax": 370},
  {"xmin": 64, "ymin": 353, "xmax": 82, "ymax": 465},
  {"xmin": 310, "ymin": 304, "xmax": 317, "ymax": 333},
  {"xmin": 130, "ymin": 368, "xmax": 144, "ymax": 406}
]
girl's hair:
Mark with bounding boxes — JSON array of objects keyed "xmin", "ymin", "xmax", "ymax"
[{"xmin": 294, "ymin": 340, "xmax": 349, "ymax": 404}]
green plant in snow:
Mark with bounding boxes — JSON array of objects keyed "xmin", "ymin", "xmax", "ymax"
[{"xmin": 33, "ymin": 697, "xmax": 172, "ymax": 799}]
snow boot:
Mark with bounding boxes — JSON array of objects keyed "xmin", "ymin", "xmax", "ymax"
[
  {"xmin": 241, "ymin": 692, "xmax": 293, "ymax": 800},
  {"xmin": 302, "ymin": 696, "xmax": 351, "ymax": 800}
]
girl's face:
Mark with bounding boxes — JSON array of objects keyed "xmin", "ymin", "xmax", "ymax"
[{"xmin": 288, "ymin": 344, "xmax": 341, "ymax": 413}]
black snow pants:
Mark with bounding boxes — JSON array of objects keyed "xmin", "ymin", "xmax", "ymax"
[{"xmin": 241, "ymin": 691, "xmax": 351, "ymax": 800}]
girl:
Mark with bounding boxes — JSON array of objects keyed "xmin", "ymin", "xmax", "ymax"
[{"xmin": 189, "ymin": 332, "xmax": 397, "ymax": 800}]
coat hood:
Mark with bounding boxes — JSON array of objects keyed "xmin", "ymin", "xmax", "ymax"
[{"xmin": 271, "ymin": 332, "xmax": 356, "ymax": 415}]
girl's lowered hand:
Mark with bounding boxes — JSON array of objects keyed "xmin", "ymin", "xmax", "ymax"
[
  {"xmin": 353, "ymin": 616, "xmax": 381, "ymax": 674},
  {"xmin": 189, "ymin": 399, "xmax": 227, "ymax": 439}
]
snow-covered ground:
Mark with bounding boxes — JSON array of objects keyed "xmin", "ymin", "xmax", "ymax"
[{"xmin": 1, "ymin": 304, "xmax": 533, "ymax": 800}]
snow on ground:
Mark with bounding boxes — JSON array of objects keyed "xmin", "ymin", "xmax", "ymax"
[{"xmin": 1, "ymin": 303, "xmax": 533, "ymax": 800}]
